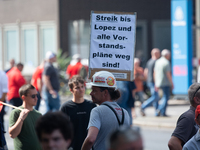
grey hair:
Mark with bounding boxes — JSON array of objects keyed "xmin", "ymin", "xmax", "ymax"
[{"xmin": 161, "ymin": 49, "xmax": 170, "ymax": 57}]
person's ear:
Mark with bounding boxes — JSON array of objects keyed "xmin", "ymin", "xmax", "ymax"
[
  {"xmin": 21, "ymin": 95, "xmax": 25, "ymax": 100},
  {"xmin": 69, "ymin": 88, "xmax": 73, "ymax": 94},
  {"xmin": 194, "ymin": 97, "xmax": 200, "ymax": 105}
]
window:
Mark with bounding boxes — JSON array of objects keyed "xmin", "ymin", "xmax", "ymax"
[
  {"xmin": 21, "ymin": 25, "xmax": 37, "ymax": 67},
  {"xmin": 40, "ymin": 22, "xmax": 56, "ymax": 61},
  {"xmin": 68, "ymin": 20, "xmax": 90, "ymax": 59},
  {"xmin": 4, "ymin": 25, "xmax": 19, "ymax": 69}
]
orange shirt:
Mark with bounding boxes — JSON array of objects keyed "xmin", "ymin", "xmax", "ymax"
[
  {"xmin": 31, "ymin": 67, "xmax": 43, "ymax": 91},
  {"xmin": 66, "ymin": 62, "xmax": 83, "ymax": 79},
  {"xmin": 6, "ymin": 67, "xmax": 26, "ymax": 100},
  {"xmin": 134, "ymin": 67, "xmax": 144, "ymax": 92}
]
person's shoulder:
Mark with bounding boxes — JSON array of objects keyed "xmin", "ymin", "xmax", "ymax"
[
  {"xmin": 178, "ymin": 108, "xmax": 195, "ymax": 122},
  {"xmin": 61, "ymin": 100, "xmax": 74, "ymax": 108},
  {"xmin": 33, "ymin": 109, "xmax": 42, "ymax": 115},
  {"xmin": 9, "ymin": 107, "xmax": 21, "ymax": 117},
  {"xmin": 84, "ymin": 99, "xmax": 97, "ymax": 107}
]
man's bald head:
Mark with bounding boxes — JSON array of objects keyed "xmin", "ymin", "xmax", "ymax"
[{"xmin": 151, "ymin": 48, "xmax": 160, "ymax": 59}]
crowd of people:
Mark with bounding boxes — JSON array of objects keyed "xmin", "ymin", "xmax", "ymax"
[{"xmin": 0, "ymin": 47, "xmax": 190, "ymax": 150}]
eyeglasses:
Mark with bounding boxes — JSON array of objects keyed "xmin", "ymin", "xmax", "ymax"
[
  {"xmin": 29, "ymin": 94, "xmax": 38, "ymax": 99},
  {"xmin": 192, "ymin": 87, "xmax": 200, "ymax": 100}
]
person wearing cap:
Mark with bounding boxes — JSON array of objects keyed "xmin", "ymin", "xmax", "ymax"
[
  {"xmin": 43, "ymin": 51, "xmax": 60, "ymax": 111},
  {"xmin": 81, "ymin": 71, "xmax": 130, "ymax": 150},
  {"xmin": 182, "ymin": 105, "xmax": 200, "ymax": 150},
  {"xmin": 168, "ymin": 83, "xmax": 200, "ymax": 150},
  {"xmin": 66, "ymin": 54, "xmax": 84, "ymax": 79}
]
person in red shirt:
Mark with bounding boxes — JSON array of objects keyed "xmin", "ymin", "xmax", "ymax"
[
  {"xmin": 66, "ymin": 54, "xmax": 84, "ymax": 79},
  {"xmin": 7, "ymin": 63, "xmax": 26, "ymax": 107},
  {"xmin": 31, "ymin": 61, "xmax": 45, "ymax": 110}
]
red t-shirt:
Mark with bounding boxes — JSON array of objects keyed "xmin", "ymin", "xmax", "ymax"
[
  {"xmin": 66, "ymin": 62, "xmax": 83, "ymax": 79},
  {"xmin": 6, "ymin": 67, "xmax": 26, "ymax": 100},
  {"xmin": 31, "ymin": 67, "xmax": 43, "ymax": 91}
]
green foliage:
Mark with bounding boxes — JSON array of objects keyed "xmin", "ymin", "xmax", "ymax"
[{"xmin": 56, "ymin": 49, "xmax": 71, "ymax": 71}]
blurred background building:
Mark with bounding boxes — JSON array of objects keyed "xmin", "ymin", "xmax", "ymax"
[{"xmin": 0, "ymin": 0, "xmax": 197, "ymax": 78}]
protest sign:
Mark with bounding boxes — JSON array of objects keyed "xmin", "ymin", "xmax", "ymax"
[{"xmin": 89, "ymin": 11, "xmax": 136, "ymax": 81}]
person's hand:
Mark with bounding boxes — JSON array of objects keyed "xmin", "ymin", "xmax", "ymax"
[
  {"xmin": 49, "ymin": 90, "xmax": 57, "ymax": 98},
  {"xmin": 19, "ymin": 109, "xmax": 30, "ymax": 121},
  {"xmin": 155, "ymin": 86, "xmax": 159, "ymax": 92}
]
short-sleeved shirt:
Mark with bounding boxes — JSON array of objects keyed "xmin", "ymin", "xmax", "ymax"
[
  {"xmin": 60, "ymin": 99, "xmax": 96, "ymax": 150},
  {"xmin": 9, "ymin": 106, "xmax": 42, "ymax": 150},
  {"xmin": 172, "ymin": 106, "xmax": 198, "ymax": 146},
  {"xmin": 43, "ymin": 62, "xmax": 59, "ymax": 91},
  {"xmin": 183, "ymin": 130, "xmax": 200, "ymax": 150},
  {"xmin": 145, "ymin": 58, "xmax": 156, "ymax": 83},
  {"xmin": 31, "ymin": 67, "xmax": 43, "ymax": 91},
  {"xmin": 88, "ymin": 101, "xmax": 130, "ymax": 150},
  {"xmin": 6, "ymin": 67, "xmax": 26, "ymax": 100},
  {"xmin": 66, "ymin": 62, "xmax": 83, "ymax": 79},
  {"xmin": 154, "ymin": 56, "xmax": 171, "ymax": 87}
]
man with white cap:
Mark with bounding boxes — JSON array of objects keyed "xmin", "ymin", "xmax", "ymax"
[
  {"xmin": 81, "ymin": 71, "xmax": 130, "ymax": 150},
  {"xmin": 43, "ymin": 51, "xmax": 60, "ymax": 111}
]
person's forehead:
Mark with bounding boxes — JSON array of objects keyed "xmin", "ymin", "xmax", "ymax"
[
  {"xmin": 73, "ymin": 82, "xmax": 84, "ymax": 87},
  {"xmin": 27, "ymin": 89, "xmax": 37, "ymax": 94},
  {"xmin": 41, "ymin": 129, "xmax": 64, "ymax": 139}
]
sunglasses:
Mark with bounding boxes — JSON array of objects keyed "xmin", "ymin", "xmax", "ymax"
[
  {"xmin": 29, "ymin": 94, "xmax": 38, "ymax": 99},
  {"xmin": 192, "ymin": 87, "xmax": 200, "ymax": 100}
]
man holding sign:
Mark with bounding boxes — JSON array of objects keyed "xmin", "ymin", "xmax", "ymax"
[{"xmin": 9, "ymin": 84, "xmax": 42, "ymax": 150}]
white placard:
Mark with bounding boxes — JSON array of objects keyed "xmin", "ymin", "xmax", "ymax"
[{"xmin": 89, "ymin": 11, "xmax": 136, "ymax": 75}]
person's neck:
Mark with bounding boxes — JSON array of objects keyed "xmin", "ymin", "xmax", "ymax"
[
  {"xmin": 72, "ymin": 97, "xmax": 84, "ymax": 104},
  {"xmin": 22, "ymin": 103, "xmax": 33, "ymax": 111}
]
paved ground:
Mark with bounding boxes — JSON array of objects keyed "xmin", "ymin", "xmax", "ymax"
[{"xmin": 133, "ymin": 99, "xmax": 190, "ymax": 128}]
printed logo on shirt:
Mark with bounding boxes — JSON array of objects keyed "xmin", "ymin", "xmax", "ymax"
[{"xmin": 77, "ymin": 112, "xmax": 87, "ymax": 115}]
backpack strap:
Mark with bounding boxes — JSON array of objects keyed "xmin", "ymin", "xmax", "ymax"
[{"xmin": 102, "ymin": 103, "xmax": 124, "ymax": 126}]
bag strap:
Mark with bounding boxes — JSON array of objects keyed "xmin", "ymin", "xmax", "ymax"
[{"xmin": 102, "ymin": 103, "xmax": 124, "ymax": 125}]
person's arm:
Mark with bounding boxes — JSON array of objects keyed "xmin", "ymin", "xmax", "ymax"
[
  {"xmin": 168, "ymin": 136, "xmax": 183, "ymax": 150},
  {"xmin": 9, "ymin": 109, "xmax": 30, "ymax": 138},
  {"xmin": 43, "ymin": 75, "xmax": 56, "ymax": 95},
  {"xmin": 166, "ymin": 71, "xmax": 174, "ymax": 89},
  {"xmin": 0, "ymin": 93, "xmax": 7, "ymax": 102},
  {"xmin": 37, "ymin": 78, "xmax": 42, "ymax": 94},
  {"xmin": 81, "ymin": 126, "xmax": 99, "ymax": 150},
  {"xmin": 144, "ymin": 68, "xmax": 148, "ymax": 80}
]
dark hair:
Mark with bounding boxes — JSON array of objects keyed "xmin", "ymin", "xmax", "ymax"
[
  {"xmin": 19, "ymin": 84, "xmax": 35, "ymax": 98},
  {"xmin": 35, "ymin": 111, "xmax": 73, "ymax": 141},
  {"xmin": 16, "ymin": 62, "xmax": 24, "ymax": 67},
  {"xmin": 68, "ymin": 75, "xmax": 85, "ymax": 90},
  {"xmin": 108, "ymin": 126, "xmax": 142, "ymax": 150},
  {"xmin": 99, "ymin": 87, "xmax": 120, "ymax": 100},
  {"xmin": 188, "ymin": 83, "xmax": 200, "ymax": 106}
]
